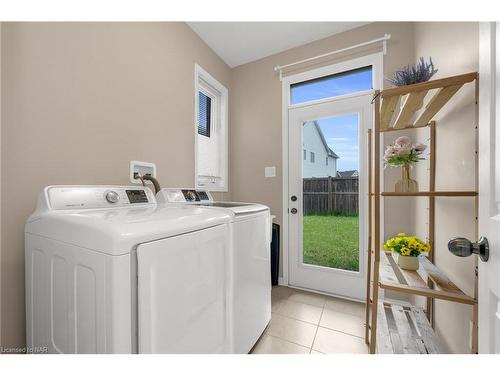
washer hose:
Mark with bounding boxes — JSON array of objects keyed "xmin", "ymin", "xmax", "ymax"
[
  {"xmin": 143, "ymin": 174, "xmax": 161, "ymax": 195},
  {"xmin": 133, "ymin": 173, "xmax": 161, "ymax": 194}
]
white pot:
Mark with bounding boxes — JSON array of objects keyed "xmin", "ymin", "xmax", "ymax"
[{"xmin": 397, "ymin": 254, "xmax": 419, "ymax": 271}]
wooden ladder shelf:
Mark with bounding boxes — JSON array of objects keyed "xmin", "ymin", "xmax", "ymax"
[{"xmin": 365, "ymin": 72, "xmax": 479, "ymax": 355}]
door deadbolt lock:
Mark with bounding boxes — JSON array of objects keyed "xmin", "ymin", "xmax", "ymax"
[
  {"xmin": 291, "ymin": 195, "xmax": 297, "ymax": 202},
  {"xmin": 290, "ymin": 208, "xmax": 298, "ymax": 214},
  {"xmin": 448, "ymin": 236, "xmax": 489, "ymax": 262}
]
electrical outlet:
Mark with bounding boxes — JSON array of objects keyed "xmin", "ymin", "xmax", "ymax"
[{"xmin": 130, "ymin": 161, "xmax": 157, "ymax": 183}]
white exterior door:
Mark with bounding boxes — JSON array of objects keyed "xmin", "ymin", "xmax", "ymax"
[
  {"xmin": 478, "ymin": 22, "xmax": 500, "ymax": 354},
  {"xmin": 288, "ymin": 93, "xmax": 372, "ymax": 299}
]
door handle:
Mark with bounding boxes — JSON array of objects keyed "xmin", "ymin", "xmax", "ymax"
[
  {"xmin": 290, "ymin": 208, "xmax": 298, "ymax": 214},
  {"xmin": 448, "ymin": 236, "xmax": 489, "ymax": 262}
]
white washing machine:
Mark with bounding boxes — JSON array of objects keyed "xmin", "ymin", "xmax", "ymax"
[
  {"xmin": 157, "ymin": 188, "xmax": 272, "ymax": 354},
  {"xmin": 25, "ymin": 185, "xmax": 233, "ymax": 354}
]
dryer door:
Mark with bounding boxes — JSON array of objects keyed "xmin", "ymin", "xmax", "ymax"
[{"xmin": 137, "ymin": 224, "xmax": 230, "ymax": 353}]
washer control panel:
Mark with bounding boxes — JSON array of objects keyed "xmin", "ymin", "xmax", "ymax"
[
  {"xmin": 126, "ymin": 189, "xmax": 149, "ymax": 204},
  {"xmin": 182, "ymin": 189, "xmax": 200, "ymax": 202},
  {"xmin": 157, "ymin": 188, "xmax": 213, "ymax": 204},
  {"xmin": 46, "ymin": 186, "xmax": 156, "ymax": 210}
]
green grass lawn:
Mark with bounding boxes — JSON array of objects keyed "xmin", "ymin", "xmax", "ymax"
[{"xmin": 303, "ymin": 215, "xmax": 359, "ymax": 271}]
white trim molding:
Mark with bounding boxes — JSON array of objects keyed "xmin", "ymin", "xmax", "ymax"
[
  {"xmin": 281, "ymin": 52, "xmax": 384, "ymax": 288},
  {"xmin": 194, "ymin": 64, "xmax": 229, "ymax": 192},
  {"xmin": 274, "ymin": 34, "xmax": 390, "ymax": 80}
]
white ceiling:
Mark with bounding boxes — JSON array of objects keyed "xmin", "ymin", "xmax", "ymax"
[{"xmin": 187, "ymin": 22, "xmax": 369, "ymax": 68}]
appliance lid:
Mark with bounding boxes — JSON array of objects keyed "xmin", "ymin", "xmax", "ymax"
[
  {"xmin": 199, "ymin": 202, "xmax": 252, "ymax": 208},
  {"xmin": 198, "ymin": 202, "xmax": 269, "ymax": 215},
  {"xmin": 26, "ymin": 186, "xmax": 231, "ymax": 255}
]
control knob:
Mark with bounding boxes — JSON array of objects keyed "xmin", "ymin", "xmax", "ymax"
[
  {"xmin": 105, "ymin": 190, "xmax": 120, "ymax": 204},
  {"xmin": 186, "ymin": 191, "xmax": 197, "ymax": 202}
]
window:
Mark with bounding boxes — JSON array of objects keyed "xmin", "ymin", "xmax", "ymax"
[
  {"xmin": 195, "ymin": 64, "xmax": 228, "ymax": 191},
  {"xmin": 326, "ymin": 157, "xmax": 329, "ymax": 166},
  {"xmin": 290, "ymin": 66, "xmax": 372, "ymax": 105},
  {"xmin": 198, "ymin": 92, "xmax": 211, "ymax": 137},
  {"xmin": 303, "ymin": 149, "xmax": 307, "ymax": 160},
  {"xmin": 310, "ymin": 152, "xmax": 315, "ymax": 163}
]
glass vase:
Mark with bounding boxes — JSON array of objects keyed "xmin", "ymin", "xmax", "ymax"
[{"xmin": 395, "ymin": 164, "xmax": 418, "ymax": 193}]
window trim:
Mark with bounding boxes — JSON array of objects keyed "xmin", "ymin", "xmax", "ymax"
[{"xmin": 194, "ymin": 64, "xmax": 228, "ymax": 192}]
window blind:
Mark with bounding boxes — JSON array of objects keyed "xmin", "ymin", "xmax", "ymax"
[{"xmin": 198, "ymin": 92, "xmax": 211, "ymax": 137}]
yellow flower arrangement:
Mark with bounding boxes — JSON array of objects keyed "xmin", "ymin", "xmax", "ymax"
[{"xmin": 383, "ymin": 232, "xmax": 430, "ymax": 257}]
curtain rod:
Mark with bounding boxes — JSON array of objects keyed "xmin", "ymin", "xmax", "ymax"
[{"xmin": 274, "ymin": 33, "xmax": 391, "ymax": 80}]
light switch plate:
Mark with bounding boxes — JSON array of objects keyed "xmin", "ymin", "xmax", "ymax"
[
  {"xmin": 130, "ymin": 161, "xmax": 157, "ymax": 183},
  {"xmin": 265, "ymin": 166, "xmax": 276, "ymax": 178}
]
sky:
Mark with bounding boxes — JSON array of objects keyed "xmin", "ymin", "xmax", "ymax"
[
  {"xmin": 291, "ymin": 67, "xmax": 372, "ymax": 104},
  {"xmin": 292, "ymin": 67, "xmax": 371, "ymax": 172},
  {"xmin": 318, "ymin": 114, "xmax": 359, "ymax": 172}
]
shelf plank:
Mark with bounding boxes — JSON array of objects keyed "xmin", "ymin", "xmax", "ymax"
[
  {"xmin": 419, "ymin": 256, "xmax": 465, "ymax": 295},
  {"xmin": 413, "ymin": 84, "xmax": 463, "ymax": 127},
  {"xmin": 381, "ymin": 191, "xmax": 477, "ymax": 197},
  {"xmin": 380, "ymin": 95, "xmax": 400, "ymax": 130},
  {"xmin": 379, "ymin": 122, "xmax": 430, "ymax": 133},
  {"xmin": 377, "ymin": 300, "xmax": 445, "ymax": 354},
  {"xmin": 380, "ymin": 251, "xmax": 428, "ymax": 289},
  {"xmin": 379, "ymin": 252, "xmax": 476, "ymax": 305},
  {"xmin": 381, "ymin": 72, "xmax": 477, "ymax": 99},
  {"xmin": 393, "ymin": 91, "xmax": 427, "ymax": 129}
]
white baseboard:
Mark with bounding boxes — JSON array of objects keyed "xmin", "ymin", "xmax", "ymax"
[{"xmin": 278, "ymin": 277, "xmax": 286, "ymax": 286}]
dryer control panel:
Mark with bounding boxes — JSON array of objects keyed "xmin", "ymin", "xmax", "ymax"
[
  {"xmin": 44, "ymin": 186, "xmax": 156, "ymax": 210},
  {"xmin": 157, "ymin": 188, "xmax": 214, "ymax": 204}
]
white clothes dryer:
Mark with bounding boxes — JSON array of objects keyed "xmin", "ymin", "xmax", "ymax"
[
  {"xmin": 157, "ymin": 188, "xmax": 272, "ymax": 353},
  {"xmin": 25, "ymin": 185, "xmax": 232, "ymax": 354}
]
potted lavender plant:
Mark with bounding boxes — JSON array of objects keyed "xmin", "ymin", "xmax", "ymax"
[
  {"xmin": 387, "ymin": 57, "xmax": 438, "ymax": 87},
  {"xmin": 387, "ymin": 57, "xmax": 438, "ymax": 120}
]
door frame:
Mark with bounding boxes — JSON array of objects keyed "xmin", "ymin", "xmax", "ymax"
[
  {"xmin": 280, "ymin": 52, "xmax": 383, "ymax": 288},
  {"xmin": 478, "ymin": 21, "xmax": 498, "ymax": 353}
]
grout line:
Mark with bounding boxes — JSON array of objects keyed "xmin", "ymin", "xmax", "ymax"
[
  {"xmin": 316, "ymin": 324, "xmax": 365, "ymax": 340},
  {"xmin": 264, "ymin": 333, "xmax": 314, "ymax": 351},
  {"xmin": 310, "ymin": 305, "xmax": 325, "ymax": 351},
  {"xmin": 310, "ymin": 349, "xmax": 327, "ymax": 354},
  {"xmin": 273, "ymin": 313, "xmax": 321, "ymax": 326}
]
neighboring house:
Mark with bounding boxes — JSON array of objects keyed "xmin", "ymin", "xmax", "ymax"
[
  {"xmin": 303, "ymin": 121, "xmax": 338, "ymax": 178},
  {"xmin": 337, "ymin": 170, "xmax": 359, "ymax": 178}
]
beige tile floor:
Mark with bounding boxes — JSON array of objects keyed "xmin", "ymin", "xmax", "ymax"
[{"xmin": 251, "ymin": 286, "xmax": 368, "ymax": 354}]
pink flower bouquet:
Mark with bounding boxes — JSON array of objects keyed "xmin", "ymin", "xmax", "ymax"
[{"xmin": 384, "ymin": 136, "xmax": 427, "ymax": 167}]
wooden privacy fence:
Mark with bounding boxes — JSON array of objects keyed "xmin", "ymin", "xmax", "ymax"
[{"xmin": 303, "ymin": 177, "xmax": 359, "ymax": 216}]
